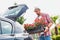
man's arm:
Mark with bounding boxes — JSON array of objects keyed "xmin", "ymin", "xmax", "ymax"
[
  {"xmin": 44, "ymin": 14, "xmax": 53, "ymax": 32},
  {"xmin": 44, "ymin": 23, "xmax": 53, "ymax": 32}
]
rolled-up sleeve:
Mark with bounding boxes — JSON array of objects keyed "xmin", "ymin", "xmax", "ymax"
[{"xmin": 46, "ymin": 14, "xmax": 53, "ymax": 23}]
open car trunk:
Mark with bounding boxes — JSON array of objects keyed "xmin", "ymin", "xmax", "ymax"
[{"xmin": 4, "ymin": 4, "xmax": 28, "ymax": 21}]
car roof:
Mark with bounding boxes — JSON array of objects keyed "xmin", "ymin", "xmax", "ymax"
[{"xmin": 0, "ymin": 17, "xmax": 14, "ymax": 25}]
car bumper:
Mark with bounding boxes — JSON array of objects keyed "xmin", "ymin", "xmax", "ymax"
[{"xmin": 0, "ymin": 33, "xmax": 29, "ymax": 40}]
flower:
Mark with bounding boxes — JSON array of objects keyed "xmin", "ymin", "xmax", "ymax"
[
  {"xmin": 34, "ymin": 17, "xmax": 44, "ymax": 26},
  {"xmin": 24, "ymin": 24, "xmax": 35, "ymax": 30},
  {"xmin": 24, "ymin": 17, "xmax": 47, "ymax": 30}
]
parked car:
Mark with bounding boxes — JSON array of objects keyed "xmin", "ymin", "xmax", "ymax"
[{"xmin": 0, "ymin": 4, "xmax": 32, "ymax": 40}]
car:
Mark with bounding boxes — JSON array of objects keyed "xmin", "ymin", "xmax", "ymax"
[{"xmin": 0, "ymin": 4, "xmax": 32, "ymax": 40}]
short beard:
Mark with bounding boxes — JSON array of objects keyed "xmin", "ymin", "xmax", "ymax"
[{"xmin": 37, "ymin": 14, "xmax": 40, "ymax": 17}]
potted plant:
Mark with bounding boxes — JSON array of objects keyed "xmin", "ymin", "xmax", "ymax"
[{"xmin": 24, "ymin": 17, "xmax": 47, "ymax": 34}]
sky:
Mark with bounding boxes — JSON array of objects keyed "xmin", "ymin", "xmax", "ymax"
[{"xmin": 0, "ymin": 0, "xmax": 60, "ymax": 24}]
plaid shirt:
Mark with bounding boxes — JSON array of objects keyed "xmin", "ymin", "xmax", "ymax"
[{"xmin": 35, "ymin": 13, "xmax": 53, "ymax": 36}]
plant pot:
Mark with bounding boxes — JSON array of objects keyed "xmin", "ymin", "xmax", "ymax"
[{"xmin": 26, "ymin": 25, "xmax": 45, "ymax": 34}]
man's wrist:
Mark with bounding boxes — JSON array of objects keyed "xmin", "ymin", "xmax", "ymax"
[{"xmin": 44, "ymin": 27, "xmax": 49, "ymax": 32}]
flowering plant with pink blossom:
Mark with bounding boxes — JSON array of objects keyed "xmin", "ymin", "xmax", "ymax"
[{"xmin": 24, "ymin": 17, "xmax": 47, "ymax": 30}]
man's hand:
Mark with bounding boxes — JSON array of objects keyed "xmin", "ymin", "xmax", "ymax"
[
  {"xmin": 44, "ymin": 27, "xmax": 49, "ymax": 33},
  {"xmin": 44, "ymin": 22, "xmax": 53, "ymax": 33}
]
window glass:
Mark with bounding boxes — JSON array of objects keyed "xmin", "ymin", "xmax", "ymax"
[
  {"xmin": 4, "ymin": 6, "xmax": 24, "ymax": 16},
  {"xmin": 1, "ymin": 21, "xmax": 12, "ymax": 34}
]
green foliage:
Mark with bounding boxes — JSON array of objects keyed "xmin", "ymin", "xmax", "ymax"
[
  {"xmin": 51, "ymin": 29, "xmax": 55, "ymax": 36},
  {"xmin": 27, "ymin": 26, "xmax": 34, "ymax": 30},
  {"xmin": 58, "ymin": 27, "xmax": 60, "ymax": 34},
  {"xmin": 51, "ymin": 16, "xmax": 58, "ymax": 23},
  {"xmin": 17, "ymin": 16, "xmax": 26, "ymax": 25},
  {"xmin": 52, "ymin": 35, "xmax": 56, "ymax": 40},
  {"xmin": 59, "ymin": 28, "xmax": 60, "ymax": 30},
  {"xmin": 56, "ymin": 35, "xmax": 60, "ymax": 40},
  {"xmin": 51, "ymin": 16, "xmax": 58, "ymax": 36},
  {"xmin": 52, "ymin": 35, "xmax": 60, "ymax": 40}
]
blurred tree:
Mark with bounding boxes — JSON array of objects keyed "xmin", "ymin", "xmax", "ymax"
[
  {"xmin": 51, "ymin": 16, "xmax": 58, "ymax": 35},
  {"xmin": 51, "ymin": 16, "xmax": 58, "ymax": 23}
]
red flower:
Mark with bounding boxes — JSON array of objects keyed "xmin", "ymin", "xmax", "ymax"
[
  {"xmin": 24, "ymin": 23, "xmax": 35, "ymax": 30},
  {"xmin": 34, "ymin": 17, "xmax": 47, "ymax": 26},
  {"xmin": 31, "ymin": 23, "xmax": 34, "ymax": 27},
  {"xmin": 24, "ymin": 16, "xmax": 48, "ymax": 30},
  {"xmin": 24, "ymin": 24, "xmax": 29, "ymax": 29}
]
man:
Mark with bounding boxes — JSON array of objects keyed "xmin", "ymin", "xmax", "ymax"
[{"xmin": 34, "ymin": 8, "xmax": 53, "ymax": 40}]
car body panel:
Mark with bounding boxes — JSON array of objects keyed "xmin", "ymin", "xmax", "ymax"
[
  {"xmin": 0, "ymin": 4, "xmax": 32, "ymax": 40},
  {"xmin": 0, "ymin": 17, "xmax": 29, "ymax": 40}
]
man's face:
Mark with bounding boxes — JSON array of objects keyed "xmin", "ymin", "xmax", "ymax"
[{"xmin": 34, "ymin": 9, "xmax": 40, "ymax": 15}]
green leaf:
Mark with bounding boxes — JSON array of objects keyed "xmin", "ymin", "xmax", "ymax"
[
  {"xmin": 51, "ymin": 16, "xmax": 58, "ymax": 23},
  {"xmin": 17, "ymin": 16, "xmax": 26, "ymax": 25}
]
